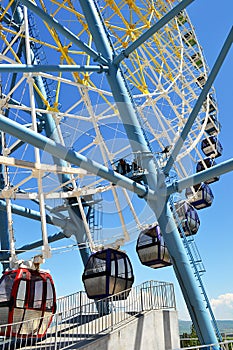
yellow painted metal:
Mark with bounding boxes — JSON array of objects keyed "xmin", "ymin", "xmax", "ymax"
[{"xmin": 0, "ymin": 0, "xmax": 15, "ymax": 22}]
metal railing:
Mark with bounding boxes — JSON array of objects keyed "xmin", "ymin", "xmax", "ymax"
[
  {"xmin": 170, "ymin": 197, "xmax": 222, "ymax": 341},
  {"xmin": 0, "ymin": 280, "xmax": 175, "ymax": 349},
  {"xmin": 176, "ymin": 340, "xmax": 233, "ymax": 349}
]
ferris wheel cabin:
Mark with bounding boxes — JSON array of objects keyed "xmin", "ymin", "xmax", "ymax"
[
  {"xmin": 204, "ymin": 115, "xmax": 221, "ymax": 136},
  {"xmin": 196, "ymin": 157, "xmax": 220, "ymax": 184},
  {"xmin": 185, "ymin": 183, "xmax": 214, "ymax": 210},
  {"xmin": 182, "ymin": 31, "xmax": 197, "ymax": 47},
  {"xmin": 203, "ymin": 94, "xmax": 217, "ymax": 115},
  {"xmin": 173, "ymin": 201, "xmax": 200, "ymax": 237},
  {"xmin": 136, "ymin": 224, "xmax": 172, "ymax": 269},
  {"xmin": 201, "ymin": 136, "xmax": 223, "ymax": 158},
  {"xmin": 196, "ymin": 74, "xmax": 207, "ymax": 88},
  {"xmin": 0, "ymin": 268, "xmax": 56, "ymax": 338},
  {"xmin": 82, "ymin": 248, "xmax": 134, "ymax": 300}
]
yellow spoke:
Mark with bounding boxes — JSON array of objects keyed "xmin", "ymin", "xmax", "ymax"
[
  {"xmin": 0, "ymin": 0, "xmax": 15, "ymax": 22},
  {"xmin": 0, "ymin": 33, "xmax": 22, "ymax": 63}
]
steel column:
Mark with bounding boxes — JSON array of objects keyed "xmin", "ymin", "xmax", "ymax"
[
  {"xmin": 0, "ymin": 114, "xmax": 152, "ymax": 197},
  {"xmin": 0, "ymin": 140, "xmax": 9, "ymax": 270},
  {"xmin": 167, "ymin": 158, "xmax": 233, "ymax": 196},
  {"xmin": 9, "ymin": 3, "xmax": 92, "ymax": 264},
  {"xmin": 0, "ymin": 64, "xmax": 109, "ymax": 73},
  {"xmin": 18, "ymin": 0, "xmax": 108, "ymax": 66},
  {"xmin": 77, "ymin": 0, "xmax": 219, "ymax": 345}
]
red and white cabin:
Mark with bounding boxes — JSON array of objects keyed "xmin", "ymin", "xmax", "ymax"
[{"xmin": 0, "ymin": 268, "xmax": 56, "ymax": 338}]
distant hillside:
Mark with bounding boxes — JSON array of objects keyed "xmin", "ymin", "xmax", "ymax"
[{"xmin": 179, "ymin": 320, "xmax": 233, "ymax": 335}]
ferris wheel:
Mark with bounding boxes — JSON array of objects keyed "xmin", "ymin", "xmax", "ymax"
[
  {"xmin": 0, "ymin": 0, "xmax": 231, "ymax": 345},
  {"xmin": 0, "ymin": 0, "xmax": 221, "ymax": 251}
]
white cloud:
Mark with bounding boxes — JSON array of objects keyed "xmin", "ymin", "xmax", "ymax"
[{"xmin": 211, "ymin": 293, "xmax": 233, "ymax": 320}]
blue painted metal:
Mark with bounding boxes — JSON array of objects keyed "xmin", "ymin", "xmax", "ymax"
[
  {"xmin": 167, "ymin": 158, "xmax": 233, "ymax": 196},
  {"xmin": 0, "ymin": 231, "xmax": 66, "ymax": 261},
  {"xmin": 0, "ymin": 138, "xmax": 9, "ymax": 270},
  {"xmin": 15, "ymin": 231, "xmax": 66, "ymax": 254},
  {"xmin": 0, "ymin": 200, "xmax": 54, "ymax": 224},
  {"xmin": 0, "ymin": 5, "xmax": 19, "ymax": 29},
  {"xmin": 8, "ymin": 3, "xmax": 91, "ymax": 265},
  {"xmin": 18, "ymin": 0, "xmax": 109, "ymax": 66},
  {"xmin": 0, "ymin": 111, "xmax": 231, "ymax": 346},
  {"xmin": 157, "ymin": 199, "xmax": 219, "ymax": 345},
  {"xmin": 170, "ymin": 197, "xmax": 222, "ymax": 342},
  {"xmin": 0, "ymin": 113, "xmax": 151, "ymax": 198},
  {"xmin": 113, "ymin": 0, "xmax": 195, "ymax": 65},
  {"xmin": 164, "ymin": 26, "xmax": 233, "ymax": 175},
  {"xmin": 75, "ymin": 0, "xmax": 220, "ymax": 345},
  {"xmin": 0, "ymin": 64, "xmax": 109, "ymax": 73},
  {"xmin": 0, "ymin": 6, "xmax": 24, "ymax": 270},
  {"xmin": 2, "ymin": 0, "xmax": 231, "ymax": 344},
  {"xmin": 0, "ymin": 200, "xmax": 76, "ymax": 232}
]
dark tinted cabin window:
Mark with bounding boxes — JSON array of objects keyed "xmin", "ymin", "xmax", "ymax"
[
  {"xmin": 126, "ymin": 259, "xmax": 133, "ymax": 279},
  {"xmin": 85, "ymin": 256, "xmax": 106, "ymax": 275},
  {"xmin": 0, "ymin": 273, "xmax": 16, "ymax": 302},
  {"xmin": 117, "ymin": 255, "xmax": 125, "ymax": 278},
  {"xmin": 29, "ymin": 275, "xmax": 43, "ymax": 309},
  {"xmin": 111, "ymin": 258, "xmax": 115, "ymax": 276},
  {"xmin": 16, "ymin": 280, "xmax": 27, "ymax": 308},
  {"xmin": 46, "ymin": 278, "xmax": 54, "ymax": 311}
]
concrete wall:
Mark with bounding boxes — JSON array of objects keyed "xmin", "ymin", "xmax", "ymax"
[{"xmin": 79, "ymin": 309, "xmax": 180, "ymax": 350}]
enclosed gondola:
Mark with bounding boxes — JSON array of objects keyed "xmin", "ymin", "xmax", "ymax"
[
  {"xmin": 196, "ymin": 157, "xmax": 220, "ymax": 184},
  {"xmin": 185, "ymin": 183, "xmax": 214, "ymax": 209},
  {"xmin": 190, "ymin": 53, "xmax": 203, "ymax": 68},
  {"xmin": 173, "ymin": 200, "xmax": 200, "ymax": 237},
  {"xmin": 196, "ymin": 75, "xmax": 206, "ymax": 88},
  {"xmin": 0, "ymin": 268, "xmax": 56, "ymax": 338},
  {"xmin": 136, "ymin": 224, "xmax": 172, "ymax": 269},
  {"xmin": 203, "ymin": 94, "xmax": 217, "ymax": 114},
  {"xmin": 182, "ymin": 31, "xmax": 197, "ymax": 46},
  {"xmin": 204, "ymin": 115, "xmax": 221, "ymax": 136},
  {"xmin": 82, "ymin": 248, "xmax": 134, "ymax": 300},
  {"xmin": 201, "ymin": 136, "xmax": 223, "ymax": 158},
  {"xmin": 177, "ymin": 11, "xmax": 188, "ymax": 25}
]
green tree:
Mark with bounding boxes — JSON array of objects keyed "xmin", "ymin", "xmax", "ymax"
[{"xmin": 189, "ymin": 324, "xmax": 199, "ymax": 346}]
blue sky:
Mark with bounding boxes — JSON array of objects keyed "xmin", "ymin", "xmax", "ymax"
[{"xmin": 1, "ymin": 0, "xmax": 232, "ymax": 322}]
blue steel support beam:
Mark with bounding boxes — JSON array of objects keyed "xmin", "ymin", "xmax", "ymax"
[
  {"xmin": 16, "ymin": 231, "xmax": 66, "ymax": 255},
  {"xmin": 0, "ymin": 114, "xmax": 152, "ymax": 199},
  {"xmin": 0, "ymin": 138, "xmax": 9, "ymax": 270},
  {"xmin": 167, "ymin": 158, "xmax": 233, "ymax": 196},
  {"xmin": 3, "ymin": 1, "xmax": 228, "ymax": 344},
  {"xmin": 0, "ymin": 200, "xmax": 76, "ymax": 233},
  {"xmin": 77, "ymin": 0, "xmax": 219, "ymax": 345},
  {"xmin": 0, "ymin": 6, "xmax": 19, "ymax": 29},
  {"xmin": 9, "ymin": 3, "xmax": 92, "ymax": 265},
  {"xmin": 0, "ymin": 231, "xmax": 66, "ymax": 261},
  {"xmin": 0, "ymin": 200, "xmax": 54, "ymax": 224},
  {"xmin": 0, "ymin": 64, "xmax": 109, "ymax": 73},
  {"xmin": 113, "ymin": 0, "xmax": 194, "ymax": 65},
  {"xmin": 164, "ymin": 26, "xmax": 233, "ymax": 175},
  {"xmin": 18, "ymin": 0, "xmax": 109, "ymax": 66},
  {"xmin": 1, "ymin": 114, "xmax": 233, "ymax": 200},
  {"xmin": 3, "ymin": 96, "xmax": 43, "ymax": 121},
  {"xmin": 0, "ymin": 13, "xmax": 25, "ymax": 269},
  {"xmin": 0, "ymin": 111, "xmax": 232, "ymax": 344}
]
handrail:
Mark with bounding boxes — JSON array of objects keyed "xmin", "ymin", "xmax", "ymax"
[
  {"xmin": 0, "ymin": 280, "xmax": 175, "ymax": 349},
  {"xmin": 170, "ymin": 198, "xmax": 222, "ymax": 342},
  {"xmin": 176, "ymin": 339, "xmax": 233, "ymax": 349}
]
